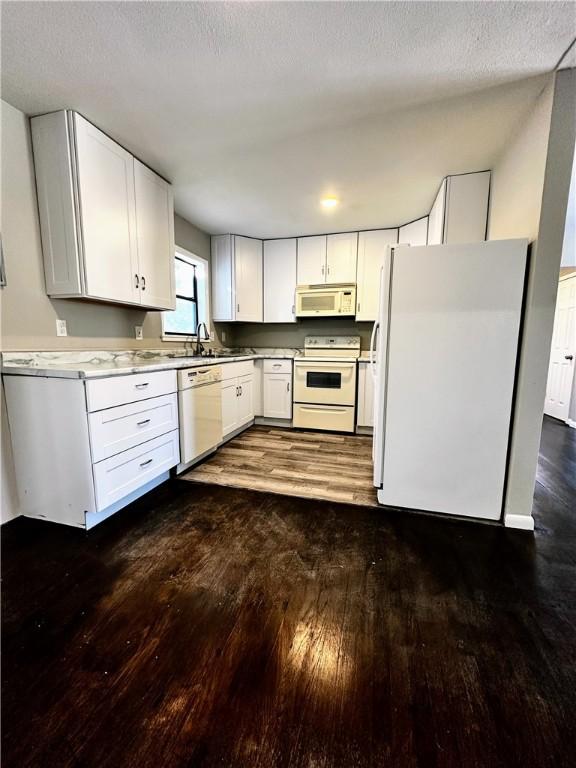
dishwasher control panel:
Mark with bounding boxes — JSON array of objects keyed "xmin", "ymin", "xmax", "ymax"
[{"xmin": 178, "ymin": 365, "xmax": 222, "ymax": 390}]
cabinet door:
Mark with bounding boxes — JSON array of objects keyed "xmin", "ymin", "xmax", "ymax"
[
  {"xmin": 297, "ymin": 236, "xmax": 326, "ymax": 285},
  {"xmin": 264, "ymin": 239, "xmax": 297, "ymax": 322},
  {"xmin": 221, "ymin": 380, "xmax": 239, "ymax": 436},
  {"xmin": 237, "ymin": 374, "xmax": 254, "ymax": 426},
  {"xmin": 427, "ymin": 180, "xmax": 446, "ymax": 245},
  {"xmin": 356, "ymin": 229, "xmax": 398, "ymax": 321},
  {"xmin": 73, "ymin": 114, "xmax": 140, "ymax": 304},
  {"xmin": 263, "ymin": 374, "xmax": 292, "ymax": 420},
  {"xmin": 134, "ymin": 160, "xmax": 175, "ymax": 309},
  {"xmin": 357, "ymin": 362, "xmax": 375, "ymax": 427},
  {"xmin": 399, "ymin": 217, "xmax": 428, "ymax": 246},
  {"xmin": 326, "ymin": 232, "xmax": 358, "ymax": 283},
  {"xmin": 444, "ymin": 172, "xmax": 490, "ymax": 244},
  {"xmin": 211, "ymin": 235, "xmax": 234, "ymax": 321},
  {"xmin": 235, "ymin": 236, "xmax": 263, "ymax": 322}
]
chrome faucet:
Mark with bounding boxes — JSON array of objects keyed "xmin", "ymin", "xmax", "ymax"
[{"xmin": 194, "ymin": 322, "xmax": 209, "ymax": 356}]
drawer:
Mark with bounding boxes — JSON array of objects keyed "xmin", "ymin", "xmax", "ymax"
[
  {"xmin": 220, "ymin": 360, "xmax": 254, "ymax": 381},
  {"xmin": 293, "ymin": 403, "xmax": 355, "ymax": 433},
  {"xmin": 263, "ymin": 359, "xmax": 292, "ymax": 374},
  {"xmin": 92, "ymin": 430, "xmax": 179, "ymax": 512},
  {"xmin": 85, "ymin": 370, "xmax": 177, "ymax": 412},
  {"xmin": 88, "ymin": 393, "xmax": 178, "ymax": 462}
]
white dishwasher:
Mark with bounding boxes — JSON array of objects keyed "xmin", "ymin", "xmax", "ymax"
[{"xmin": 177, "ymin": 365, "xmax": 223, "ymax": 472}]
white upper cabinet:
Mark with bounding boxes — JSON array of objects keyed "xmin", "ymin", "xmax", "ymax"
[
  {"xmin": 427, "ymin": 172, "xmax": 490, "ymax": 245},
  {"xmin": 31, "ymin": 111, "xmax": 175, "ymax": 310},
  {"xmin": 356, "ymin": 229, "xmax": 398, "ymax": 321},
  {"xmin": 399, "ymin": 217, "xmax": 428, "ymax": 246},
  {"xmin": 133, "ymin": 159, "xmax": 175, "ymax": 310},
  {"xmin": 211, "ymin": 235, "xmax": 263, "ymax": 322},
  {"xmin": 235, "ymin": 236, "xmax": 263, "ymax": 322},
  {"xmin": 427, "ymin": 180, "xmax": 446, "ymax": 245},
  {"xmin": 297, "ymin": 235, "xmax": 326, "ymax": 285},
  {"xmin": 264, "ymin": 239, "xmax": 297, "ymax": 323},
  {"xmin": 443, "ymin": 172, "xmax": 490, "ymax": 244},
  {"xmin": 326, "ymin": 232, "xmax": 358, "ymax": 283},
  {"xmin": 74, "ymin": 114, "xmax": 140, "ymax": 304}
]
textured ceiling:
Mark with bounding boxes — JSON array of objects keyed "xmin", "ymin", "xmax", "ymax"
[{"xmin": 2, "ymin": 1, "xmax": 574, "ymax": 237}]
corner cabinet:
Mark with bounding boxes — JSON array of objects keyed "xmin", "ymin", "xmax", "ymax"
[
  {"xmin": 211, "ymin": 234, "xmax": 263, "ymax": 322},
  {"xmin": 31, "ymin": 111, "xmax": 175, "ymax": 310}
]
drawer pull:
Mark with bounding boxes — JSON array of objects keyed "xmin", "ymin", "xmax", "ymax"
[
  {"xmin": 135, "ymin": 382, "xmax": 150, "ymax": 389},
  {"xmin": 140, "ymin": 458, "xmax": 153, "ymax": 468},
  {"xmin": 137, "ymin": 419, "xmax": 151, "ymax": 427}
]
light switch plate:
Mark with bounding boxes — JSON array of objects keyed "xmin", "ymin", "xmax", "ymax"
[
  {"xmin": 56, "ymin": 319, "xmax": 67, "ymax": 337},
  {"xmin": 135, "ymin": 325, "xmax": 143, "ymax": 340}
]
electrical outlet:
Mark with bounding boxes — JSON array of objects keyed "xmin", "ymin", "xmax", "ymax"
[
  {"xmin": 56, "ymin": 319, "xmax": 67, "ymax": 337},
  {"xmin": 135, "ymin": 325, "xmax": 143, "ymax": 340}
]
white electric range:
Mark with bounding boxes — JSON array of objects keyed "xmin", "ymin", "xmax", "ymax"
[{"xmin": 293, "ymin": 336, "xmax": 361, "ymax": 433}]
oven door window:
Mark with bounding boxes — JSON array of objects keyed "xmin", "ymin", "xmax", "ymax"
[{"xmin": 306, "ymin": 371, "xmax": 342, "ymax": 389}]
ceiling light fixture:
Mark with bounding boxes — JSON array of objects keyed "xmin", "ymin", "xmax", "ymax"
[{"xmin": 321, "ymin": 196, "xmax": 339, "ymax": 209}]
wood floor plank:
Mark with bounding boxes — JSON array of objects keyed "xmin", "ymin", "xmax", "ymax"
[{"xmin": 183, "ymin": 425, "xmax": 376, "ymax": 507}]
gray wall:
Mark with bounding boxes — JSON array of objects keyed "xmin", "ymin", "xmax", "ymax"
[
  {"xmin": 224, "ymin": 318, "xmax": 374, "ymax": 351},
  {"xmin": 0, "ymin": 99, "xmax": 217, "ymax": 352}
]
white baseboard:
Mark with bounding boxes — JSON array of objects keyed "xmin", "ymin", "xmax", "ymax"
[
  {"xmin": 567, "ymin": 418, "xmax": 576, "ymax": 429},
  {"xmin": 504, "ymin": 514, "xmax": 535, "ymax": 531}
]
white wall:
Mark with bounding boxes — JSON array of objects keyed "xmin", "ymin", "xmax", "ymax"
[{"xmin": 488, "ymin": 80, "xmax": 554, "ymax": 241}]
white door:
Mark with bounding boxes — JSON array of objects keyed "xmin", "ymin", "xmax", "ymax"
[
  {"xmin": 221, "ymin": 380, "xmax": 239, "ymax": 436},
  {"xmin": 356, "ymin": 229, "xmax": 398, "ymax": 321},
  {"xmin": 297, "ymin": 236, "xmax": 326, "ymax": 285},
  {"xmin": 399, "ymin": 217, "xmax": 428, "ymax": 246},
  {"xmin": 74, "ymin": 113, "xmax": 139, "ymax": 304},
  {"xmin": 263, "ymin": 374, "xmax": 292, "ymax": 419},
  {"xmin": 326, "ymin": 232, "xmax": 358, "ymax": 283},
  {"xmin": 379, "ymin": 240, "xmax": 527, "ymax": 520},
  {"xmin": 237, "ymin": 374, "xmax": 254, "ymax": 425},
  {"xmin": 357, "ymin": 362, "xmax": 374, "ymax": 427},
  {"xmin": 134, "ymin": 159, "xmax": 175, "ymax": 310},
  {"xmin": 264, "ymin": 239, "xmax": 297, "ymax": 323},
  {"xmin": 545, "ymin": 275, "xmax": 576, "ymax": 421},
  {"xmin": 427, "ymin": 180, "xmax": 446, "ymax": 245},
  {"xmin": 235, "ymin": 236, "xmax": 263, "ymax": 322}
]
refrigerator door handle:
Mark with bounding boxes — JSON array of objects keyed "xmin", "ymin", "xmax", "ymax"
[{"xmin": 369, "ymin": 320, "xmax": 380, "ymax": 381}]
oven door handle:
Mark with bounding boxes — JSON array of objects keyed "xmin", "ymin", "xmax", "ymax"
[{"xmin": 295, "ymin": 362, "xmax": 356, "ymax": 370}]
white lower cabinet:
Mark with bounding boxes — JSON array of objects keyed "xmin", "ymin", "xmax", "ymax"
[
  {"xmin": 3, "ymin": 370, "xmax": 179, "ymax": 529},
  {"xmin": 263, "ymin": 374, "xmax": 292, "ymax": 420},
  {"xmin": 357, "ymin": 362, "xmax": 375, "ymax": 428},
  {"xmin": 220, "ymin": 361, "xmax": 255, "ymax": 438}
]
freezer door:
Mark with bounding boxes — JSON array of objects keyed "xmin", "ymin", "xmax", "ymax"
[{"xmin": 378, "ymin": 240, "xmax": 527, "ymax": 520}]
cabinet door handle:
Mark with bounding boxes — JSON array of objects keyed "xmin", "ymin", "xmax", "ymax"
[
  {"xmin": 321, "ymin": 264, "xmax": 325, "ymax": 275},
  {"xmin": 141, "ymin": 276, "xmax": 146, "ymax": 291},
  {"xmin": 357, "ymin": 302, "xmax": 360, "ymax": 312},
  {"xmin": 236, "ymin": 386, "xmax": 240, "ymax": 396},
  {"xmin": 327, "ymin": 264, "xmax": 330, "ymax": 275},
  {"xmin": 239, "ymin": 385, "xmax": 242, "ymax": 395},
  {"xmin": 237, "ymin": 303, "xmax": 240, "ymax": 313},
  {"xmin": 137, "ymin": 419, "xmax": 151, "ymax": 427},
  {"xmin": 292, "ymin": 304, "xmax": 295, "ymax": 315},
  {"xmin": 139, "ymin": 458, "xmax": 153, "ymax": 468},
  {"xmin": 135, "ymin": 382, "xmax": 150, "ymax": 389},
  {"xmin": 135, "ymin": 274, "xmax": 139, "ymax": 289},
  {"xmin": 565, "ymin": 355, "xmax": 574, "ymax": 360},
  {"xmin": 287, "ymin": 382, "xmax": 290, "ymax": 392}
]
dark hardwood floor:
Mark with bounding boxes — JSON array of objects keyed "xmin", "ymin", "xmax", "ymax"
[{"xmin": 2, "ymin": 416, "xmax": 575, "ymax": 768}]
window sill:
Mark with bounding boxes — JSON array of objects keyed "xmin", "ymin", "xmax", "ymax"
[{"xmin": 161, "ymin": 334, "xmax": 197, "ymax": 343}]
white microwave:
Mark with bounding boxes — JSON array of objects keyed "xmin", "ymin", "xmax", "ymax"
[{"xmin": 295, "ymin": 284, "xmax": 356, "ymax": 317}]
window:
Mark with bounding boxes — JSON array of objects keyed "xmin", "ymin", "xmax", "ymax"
[{"xmin": 162, "ymin": 247, "xmax": 210, "ymax": 340}]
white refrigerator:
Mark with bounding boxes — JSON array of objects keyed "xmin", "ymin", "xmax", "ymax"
[{"xmin": 370, "ymin": 240, "xmax": 528, "ymax": 521}]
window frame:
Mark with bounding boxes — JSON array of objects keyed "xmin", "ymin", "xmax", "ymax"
[{"xmin": 161, "ymin": 246, "xmax": 211, "ymax": 342}]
